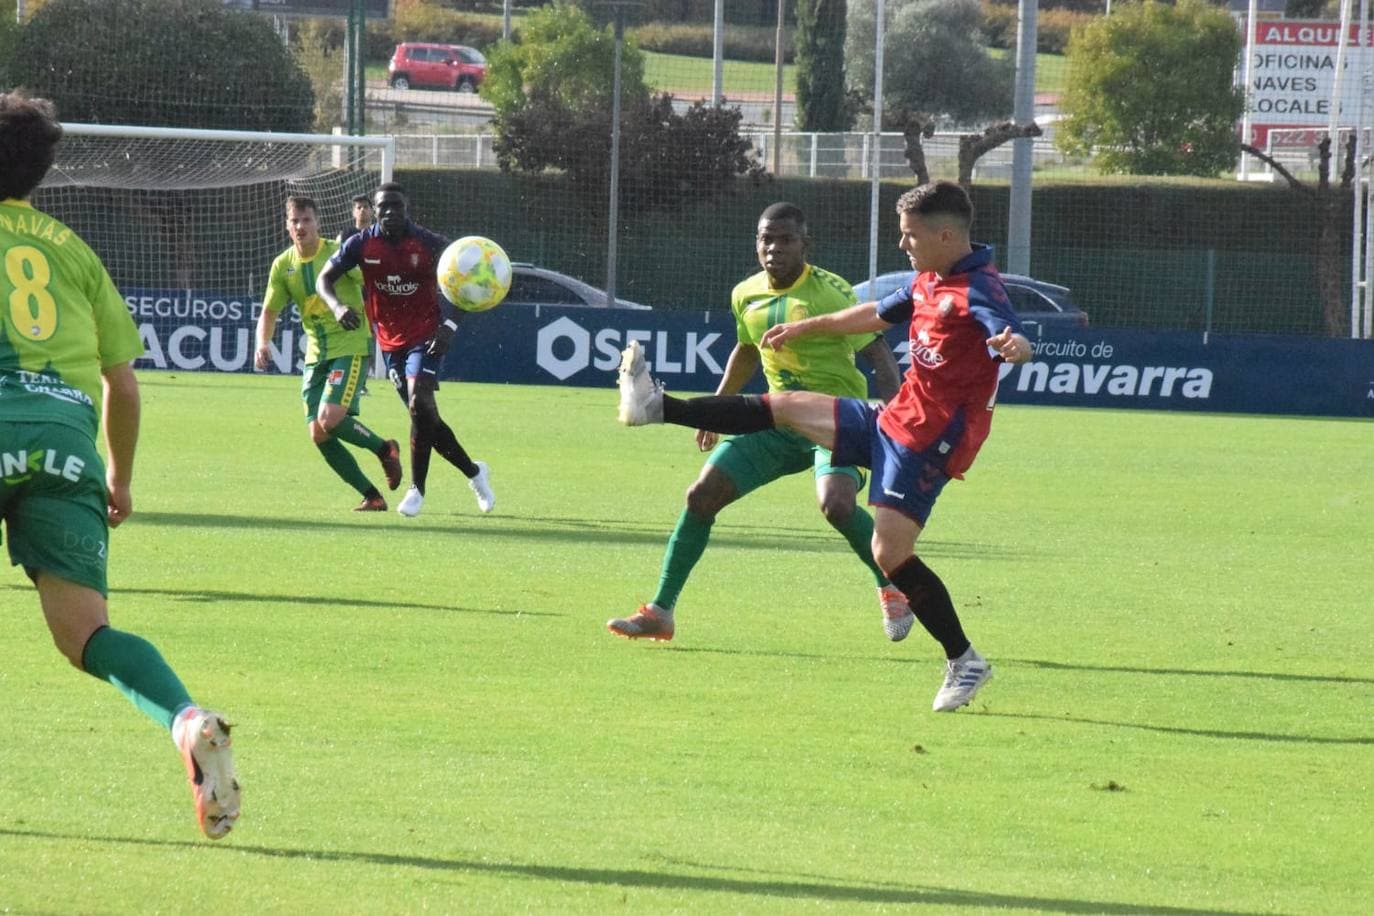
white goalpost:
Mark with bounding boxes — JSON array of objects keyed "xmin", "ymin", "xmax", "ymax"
[{"xmin": 34, "ymin": 124, "xmax": 395, "ymax": 373}]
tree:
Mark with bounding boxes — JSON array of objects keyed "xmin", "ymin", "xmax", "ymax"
[
  {"xmin": 845, "ymin": 0, "xmax": 1014, "ymax": 127},
  {"xmin": 485, "ymin": 2, "xmax": 765, "ymax": 209},
  {"xmin": 8, "ymin": 0, "xmax": 313, "ymax": 132},
  {"xmin": 796, "ymin": 0, "xmax": 851, "ymax": 131},
  {"xmin": 1056, "ymin": 0, "xmax": 1244, "ymax": 177},
  {"xmin": 1242, "ymin": 138, "xmax": 1355, "ymax": 336}
]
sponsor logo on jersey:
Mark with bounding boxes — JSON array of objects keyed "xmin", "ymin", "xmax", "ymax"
[
  {"xmin": 327, "ymin": 369, "xmax": 345, "ymax": 385},
  {"xmin": 376, "ymin": 275, "xmax": 421, "ymax": 296},
  {"xmin": 910, "ymin": 327, "xmax": 945, "ymax": 369}
]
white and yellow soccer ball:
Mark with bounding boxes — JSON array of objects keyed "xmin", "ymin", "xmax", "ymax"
[{"xmin": 436, "ymin": 235, "xmax": 512, "ymax": 312}]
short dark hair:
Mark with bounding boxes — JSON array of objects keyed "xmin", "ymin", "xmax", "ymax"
[
  {"xmin": 285, "ymin": 195, "xmax": 318, "ymax": 214},
  {"xmin": 375, "ymin": 181, "xmax": 406, "ymax": 197},
  {"xmin": 352, "ymin": 194, "xmax": 373, "ymax": 206},
  {"xmin": 0, "ymin": 92, "xmax": 64, "ymax": 201},
  {"xmin": 895, "ymin": 180, "xmax": 973, "ymax": 232},
  {"xmin": 759, "ymin": 201, "xmax": 806, "ymax": 228}
]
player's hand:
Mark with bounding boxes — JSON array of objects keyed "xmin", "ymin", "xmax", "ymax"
[
  {"xmin": 696, "ymin": 429, "xmax": 719, "ymax": 452},
  {"xmin": 107, "ymin": 479, "xmax": 133, "ymax": 528},
  {"xmin": 334, "ymin": 307, "xmax": 362, "ymax": 331},
  {"xmin": 760, "ymin": 321, "xmax": 801, "ymax": 351},
  {"xmin": 425, "ymin": 321, "xmax": 456, "ymax": 358},
  {"xmin": 989, "ymin": 328, "xmax": 1032, "ymax": 364},
  {"xmin": 254, "ymin": 344, "xmax": 272, "ymax": 371}
]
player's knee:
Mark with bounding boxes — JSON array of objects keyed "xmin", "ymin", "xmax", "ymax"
[
  {"xmin": 873, "ymin": 541, "xmax": 911, "ymax": 578},
  {"xmin": 818, "ymin": 494, "xmax": 854, "ymax": 529},
  {"xmin": 308, "ymin": 419, "xmax": 331, "ymax": 444},
  {"xmin": 685, "ymin": 475, "xmax": 733, "ymax": 519}
]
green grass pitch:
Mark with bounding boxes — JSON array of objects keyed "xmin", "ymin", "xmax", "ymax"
[{"xmin": 1, "ymin": 372, "xmax": 1369, "ymax": 913}]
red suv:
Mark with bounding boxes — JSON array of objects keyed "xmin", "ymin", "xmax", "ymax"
[{"xmin": 387, "ymin": 43, "xmax": 487, "ymax": 93}]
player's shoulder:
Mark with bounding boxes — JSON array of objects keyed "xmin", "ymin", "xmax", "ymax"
[
  {"xmin": 964, "ymin": 266, "xmax": 1012, "ymax": 309},
  {"xmin": 731, "ymin": 270, "xmax": 772, "ymax": 303},
  {"xmin": 805, "ymin": 264, "xmax": 857, "ymax": 303}
]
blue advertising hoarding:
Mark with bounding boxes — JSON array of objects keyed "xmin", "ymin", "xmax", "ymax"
[{"xmin": 125, "ymin": 290, "xmax": 1374, "ymax": 418}]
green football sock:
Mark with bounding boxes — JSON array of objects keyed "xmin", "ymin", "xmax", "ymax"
[
  {"xmin": 838, "ymin": 505, "xmax": 888, "ymax": 586},
  {"xmin": 317, "ymin": 437, "xmax": 374, "ymax": 496},
  {"xmin": 651, "ymin": 509, "xmax": 714, "ymax": 610},
  {"xmin": 332, "ymin": 416, "xmax": 386, "ymax": 453},
  {"xmin": 81, "ymin": 626, "xmax": 194, "ymax": 731}
]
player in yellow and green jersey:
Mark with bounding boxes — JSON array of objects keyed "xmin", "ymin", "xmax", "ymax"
[
  {"xmin": 608, "ymin": 202, "xmax": 914, "ymax": 643},
  {"xmin": 254, "ymin": 195, "xmax": 402, "ymax": 511},
  {"xmin": 0, "ymin": 92, "xmax": 239, "ymax": 839}
]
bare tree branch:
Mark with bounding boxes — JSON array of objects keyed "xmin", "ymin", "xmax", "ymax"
[
  {"xmin": 1239, "ymin": 143, "xmax": 1315, "ymax": 195},
  {"xmin": 901, "ymin": 112, "xmax": 936, "ymax": 185},
  {"xmin": 957, "ymin": 121, "xmax": 1043, "ymax": 187}
]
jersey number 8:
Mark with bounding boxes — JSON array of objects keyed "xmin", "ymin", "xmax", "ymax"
[{"xmin": 5, "ymin": 246, "xmax": 58, "ymax": 342}]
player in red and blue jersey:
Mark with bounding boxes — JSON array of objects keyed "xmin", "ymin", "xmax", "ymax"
[
  {"xmin": 318, "ymin": 182, "xmax": 493, "ymax": 518},
  {"xmin": 615, "ymin": 181, "xmax": 1033, "ymax": 712}
]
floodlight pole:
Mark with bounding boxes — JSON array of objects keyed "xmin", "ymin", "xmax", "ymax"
[
  {"xmin": 606, "ymin": 4, "xmax": 629, "ymax": 306},
  {"xmin": 712, "ymin": 0, "xmax": 725, "ymax": 106},
  {"xmin": 773, "ymin": 0, "xmax": 785, "ymax": 174},
  {"xmin": 1006, "ymin": 0, "xmax": 1038, "ymax": 277},
  {"xmin": 867, "ymin": 0, "xmax": 886, "ymax": 288},
  {"xmin": 503, "ymin": 0, "xmax": 513, "ymax": 40}
]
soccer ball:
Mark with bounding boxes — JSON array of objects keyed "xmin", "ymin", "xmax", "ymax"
[{"xmin": 437, "ymin": 235, "xmax": 512, "ymax": 312}]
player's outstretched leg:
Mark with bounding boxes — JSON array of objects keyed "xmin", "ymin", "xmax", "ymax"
[
  {"xmin": 467, "ymin": 460, "xmax": 495, "ymax": 513},
  {"xmin": 607, "ymin": 603, "xmax": 675, "ymax": 641},
  {"xmin": 172, "ymin": 706, "xmax": 241, "ymax": 839},
  {"xmin": 932, "ymin": 647, "xmax": 993, "ymax": 712},
  {"xmin": 617, "ymin": 340, "xmax": 663, "ymax": 425}
]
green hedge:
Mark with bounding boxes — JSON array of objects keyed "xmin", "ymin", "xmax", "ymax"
[
  {"xmin": 394, "ymin": 169, "xmax": 1346, "ymax": 337},
  {"xmin": 982, "ymin": 3, "xmax": 1093, "ymax": 54},
  {"xmin": 629, "ymin": 21, "xmax": 792, "ymax": 64}
]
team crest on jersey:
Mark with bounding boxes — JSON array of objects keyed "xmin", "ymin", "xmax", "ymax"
[
  {"xmin": 410, "ymin": 253, "xmax": 420, "ymax": 268},
  {"xmin": 328, "ymin": 369, "xmax": 345, "ymax": 385},
  {"xmin": 938, "ymin": 294, "xmax": 955, "ymax": 317}
]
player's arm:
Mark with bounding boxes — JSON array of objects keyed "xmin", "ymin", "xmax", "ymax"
[
  {"xmin": 254, "ymin": 307, "xmax": 280, "ymax": 371},
  {"xmin": 759, "ymin": 300, "xmax": 891, "ymax": 351},
  {"xmin": 319, "ymin": 238, "xmax": 363, "ymax": 330},
  {"xmin": 426, "ymin": 295, "xmax": 464, "ymax": 358},
  {"xmin": 855, "ymin": 335, "xmax": 902, "ymax": 402},
  {"xmin": 101, "ymin": 361, "xmax": 140, "ymax": 528},
  {"xmin": 971, "ymin": 284, "xmax": 1033, "ymax": 364},
  {"xmin": 987, "ymin": 327, "xmax": 1032, "ymax": 363},
  {"xmin": 255, "ymin": 261, "xmax": 287, "ymax": 370}
]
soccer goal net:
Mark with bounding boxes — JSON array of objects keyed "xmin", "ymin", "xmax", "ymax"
[{"xmin": 32, "ymin": 124, "xmax": 394, "ymax": 373}]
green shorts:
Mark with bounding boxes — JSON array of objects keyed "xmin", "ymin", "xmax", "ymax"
[
  {"xmin": 0, "ymin": 420, "xmax": 110, "ymax": 596},
  {"xmin": 301, "ymin": 354, "xmax": 368, "ymax": 420},
  {"xmin": 705, "ymin": 428, "xmax": 864, "ymax": 497}
]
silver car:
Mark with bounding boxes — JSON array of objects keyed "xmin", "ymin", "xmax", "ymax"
[
  {"xmin": 853, "ymin": 270, "xmax": 1088, "ymax": 337},
  {"xmin": 506, "ymin": 263, "xmax": 651, "ymax": 310}
]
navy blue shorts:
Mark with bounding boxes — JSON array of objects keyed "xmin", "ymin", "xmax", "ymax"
[
  {"xmin": 383, "ymin": 345, "xmax": 442, "ymax": 405},
  {"xmin": 831, "ymin": 397, "xmax": 949, "ymax": 525}
]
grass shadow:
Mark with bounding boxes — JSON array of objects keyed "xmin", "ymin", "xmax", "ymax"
[
  {"xmin": 0, "ymin": 584, "xmax": 557, "ymax": 619},
  {"xmin": 974, "ymin": 710, "xmax": 1374, "ymax": 746},
  {"xmin": 0, "ymin": 826, "xmax": 1268, "ymax": 915},
  {"xmin": 130, "ymin": 510, "xmax": 1031, "ymax": 559},
  {"xmin": 1005, "ymin": 657, "xmax": 1374, "ymax": 686}
]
